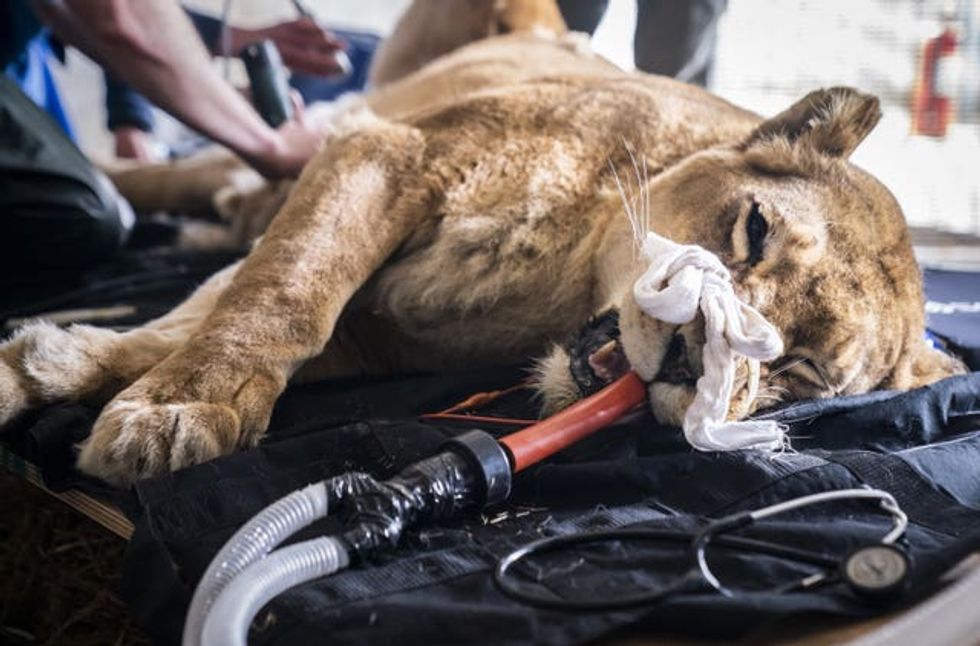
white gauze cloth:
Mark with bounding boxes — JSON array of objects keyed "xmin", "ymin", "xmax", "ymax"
[{"xmin": 632, "ymin": 231, "xmax": 786, "ymax": 451}]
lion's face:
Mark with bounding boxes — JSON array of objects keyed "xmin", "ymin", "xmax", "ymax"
[{"xmin": 617, "ymin": 88, "xmax": 965, "ymax": 426}]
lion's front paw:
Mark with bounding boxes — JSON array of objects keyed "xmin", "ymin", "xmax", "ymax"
[
  {"xmin": 0, "ymin": 357, "xmax": 30, "ymax": 427},
  {"xmin": 0, "ymin": 321, "xmax": 122, "ymax": 426},
  {"xmin": 77, "ymin": 398, "xmax": 242, "ymax": 484}
]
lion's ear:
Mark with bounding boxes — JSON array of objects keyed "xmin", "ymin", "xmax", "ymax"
[{"xmin": 744, "ymin": 87, "xmax": 881, "ymax": 158}]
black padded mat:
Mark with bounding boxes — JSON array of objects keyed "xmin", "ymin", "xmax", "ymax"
[{"xmin": 118, "ymin": 372, "xmax": 980, "ymax": 645}]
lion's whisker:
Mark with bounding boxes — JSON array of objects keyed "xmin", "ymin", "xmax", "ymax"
[
  {"xmin": 756, "ymin": 385, "xmax": 789, "ymax": 396},
  {"xmin": 608, "ymin": 159, "xmax": 642, "ymax": 254},
  {"xmin": 622, "ymin": 138, "xmax": 644, "ymax": 227},
  {"xmin": 641, "ymin": 153, "xmax": 650, "ymax": 239},
  {"xmin": 768, "ymin": 357, "xmax": 806, "ymax": 378}
]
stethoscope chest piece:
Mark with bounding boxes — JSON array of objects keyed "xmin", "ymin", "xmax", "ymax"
[{"xmin": 841, "ymin": 543, "xmax": 910, "ymax": 599}]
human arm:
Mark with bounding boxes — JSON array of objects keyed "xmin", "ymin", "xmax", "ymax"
[
  {"xmin": 99, "ymin": 9, "xmax": 342, "ymax": 161},
  {"xmin": 185, "ymin": 10, "xmax": 347, "ymax": 76},
  {"xmin": 31, "ymin": 0, "xmax": 319, "ymax": 177}
]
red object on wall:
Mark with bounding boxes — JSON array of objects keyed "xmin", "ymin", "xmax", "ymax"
[{"xmin": 912, "ymin": 27, "xmax": 958, "ymax": 137}]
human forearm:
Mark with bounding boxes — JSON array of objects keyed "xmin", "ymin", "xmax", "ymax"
[{"xmin": 33, "ymin": 0, "xmax": 291, "ymax": 174}]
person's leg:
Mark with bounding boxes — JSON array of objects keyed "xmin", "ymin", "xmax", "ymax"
[
  {"xmin": 633, "ymin": 0, "xmax": 726, "ymax": 87},
  {"xmin": 0, "ymin": 73, "xmax": 132, "ymax": 270},
  {"xmin": 557, "ymin": 0, "xmax": 610, "ymax": 35}
]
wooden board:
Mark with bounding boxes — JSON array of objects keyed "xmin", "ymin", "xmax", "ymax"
[{"xmin": 0, "ymin": 445, "xmax": 133, "ymax": 540}]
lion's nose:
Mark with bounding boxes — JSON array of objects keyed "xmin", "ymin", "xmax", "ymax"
[{"xmin": 655, "ymin": 334, "xmax": 697, "ymax": 385}]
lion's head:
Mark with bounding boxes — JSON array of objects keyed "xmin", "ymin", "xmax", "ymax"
[{"xmin": 609, "ymin": 87, "xmax": 966, "ymax": 427}]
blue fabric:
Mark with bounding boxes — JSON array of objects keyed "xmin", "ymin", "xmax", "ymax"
[
  {"xmin": 924, "ymin": 268, "xmax": 980, "ymax": 370},
  {"xmin": 557, "ymin": 0, "xmax": 609, "ymax": 35},
  {"xmin": 898, "ymin": 433, "xmax": 980, "ymax": 510},
  {"xmin": 104, "ymin": 72, "xmax": 156, "ymax": 132},
  {"xmin": 4, "ymin": 34, "xmax": 76, "ymax": 142},
  {"xmin": 2, "ymin": 1, "xmax": 74, "ymax": 139}
]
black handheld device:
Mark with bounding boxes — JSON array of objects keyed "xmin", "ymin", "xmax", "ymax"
[{"xmin": 240, "ymin": 39, "xmax": 293, "ymax": 128}]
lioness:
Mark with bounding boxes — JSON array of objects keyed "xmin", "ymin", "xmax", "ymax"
[{"xmin": 0, "ymin": 9, "xmax": 964, "ymax": 484}]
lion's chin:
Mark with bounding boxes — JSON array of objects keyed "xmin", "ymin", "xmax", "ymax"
[
  {"xmin": 586, "ymin": 331, "xmax": 701, "ymax": 426},
  {"xmin": 647, "ymin": 352, "xmax": 765, "ymax": 427},
  {"xmin": 648, "ymin": 381, "xmax": 696, "ymax": 427}
]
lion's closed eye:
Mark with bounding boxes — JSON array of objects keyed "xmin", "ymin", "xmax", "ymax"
[
  {"xmin": 732, "ymin": 199, "xmax": 770, "ymax": 266},
  {"xmin": 745, "ymin": 202, "xmax": 768, "ymax": 266}
]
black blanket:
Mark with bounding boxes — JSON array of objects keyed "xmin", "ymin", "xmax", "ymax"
[{"xmin": 2, "ymin": 251, "xmax": 979, "ymax": 645}]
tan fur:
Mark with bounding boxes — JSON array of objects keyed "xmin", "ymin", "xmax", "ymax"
[
  {"xmin": 104, "ymin": 147, "xmax": 257, "ymax": 217},
  {"xmin": 0, "ymin": 2, "xmax": 965, "ymax": 483},
  {"xmin": 369, "ymin": 0, "xmax": 567, "ymax": 87},
  {"xmin": 530, "ymin": 346, "xmax": 579, "ymax": 414}
]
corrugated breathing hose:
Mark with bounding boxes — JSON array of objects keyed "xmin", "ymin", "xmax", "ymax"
[{"xmin": 186, "ymin": 373, "xmax": 647, "ymax": 646}]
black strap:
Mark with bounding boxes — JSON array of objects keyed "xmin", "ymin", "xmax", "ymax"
[{"xmin": 819, "ymin": 450, "xmax": 980, "ymax": 539}]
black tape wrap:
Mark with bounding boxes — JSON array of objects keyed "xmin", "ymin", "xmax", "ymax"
[
  {"xmin": 342, "ymin": 451, "xmax": 478, "ymax": 561},
  {"xmin": 324, "ymin": 471, "xmax": 383, "ymax": 506}
]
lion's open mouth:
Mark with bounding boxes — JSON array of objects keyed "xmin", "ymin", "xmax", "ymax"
[
  {"xmin": 573, "ymin": 312, "xmax": 698, "ymax": 397},
  {"xmin": 568, "ymin": 310, "xmax": 628, "ymax": 396},
  {"xmin": 654, "ymin": 334, "xmax": 698, "ymax": 386}
]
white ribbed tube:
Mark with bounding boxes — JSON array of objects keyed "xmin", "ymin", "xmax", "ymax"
[
  {"xmin": 201, "ymin": 536, "xmax": 349, "ymax": 646},
  {"xmin": 633, "ymin": 232, "xmax": 785, "ymax": 451},
  {"xmin": 182, "ymin": 483, "xmax": 329, "ymax": 646}
]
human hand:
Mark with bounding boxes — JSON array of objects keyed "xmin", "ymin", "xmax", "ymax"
[
  {"xmin": 233, "ymin": 18, "xmax": 347, "ymax": 77},
  {"xmin": 245, "ymin": 92, "xmax": 326, "ymax": 178},
  {"xmin": 114, "ymin": 126, "xmax": 157, "ymax": 162}
]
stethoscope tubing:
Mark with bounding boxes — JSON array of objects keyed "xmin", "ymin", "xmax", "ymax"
[
  {"xmin": 494, "ymin": 488, "xmax": 907, "ymax": 610},
  {"xmin": 494, "ymin": 527, "xmax": 839, "ymax": 610},
  {"xmin": 696, "ymin": 488, "xmax": 907, "ymax": 596}
]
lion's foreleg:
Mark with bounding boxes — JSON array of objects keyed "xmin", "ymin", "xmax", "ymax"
[
  {"xmin": 77, "ymin": 120, "xmax": 428, "ymax": 483},
  {"xmin": 105, "ymin": 149, "xmax": 250, "ymax": 216}
]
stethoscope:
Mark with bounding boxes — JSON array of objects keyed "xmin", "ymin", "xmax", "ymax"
[{"xmin": 494, "ymin": 488, "xmax": 910, "ymax": 610}]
